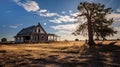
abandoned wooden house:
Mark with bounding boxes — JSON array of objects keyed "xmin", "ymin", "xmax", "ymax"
[{"xmin": 15, "ymin": 23, "xmax": 59, "ymax": 43}]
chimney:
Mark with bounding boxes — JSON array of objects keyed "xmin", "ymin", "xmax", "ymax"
[{"xmin": 38, "ymin": 22, "xmax": 40, "ymax": 26}]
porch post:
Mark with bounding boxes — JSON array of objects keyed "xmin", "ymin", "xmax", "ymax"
[{"xmin": 53, "ymin": 35, "xmax": 55, "ymax": 41}]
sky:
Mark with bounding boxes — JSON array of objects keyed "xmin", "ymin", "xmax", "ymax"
[{"xmin": 0, "ymin": 0, "xmax": 120, "ymax": 41}]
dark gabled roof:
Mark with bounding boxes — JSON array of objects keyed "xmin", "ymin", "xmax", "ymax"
[
  {"xmin": 15, "ymin": 23, "xmax": 47, "ymax": 36},
  {"xmin": 17, "ymin": 25, "xmax": 36, "ymax": 36}
]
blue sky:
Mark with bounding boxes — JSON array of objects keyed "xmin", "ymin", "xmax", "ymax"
[{"xmin": 0, "ymin": 0, "xmax": 120, "ymax": 41}]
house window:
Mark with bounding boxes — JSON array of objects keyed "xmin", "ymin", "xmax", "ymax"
[
  {"xmin": 25, "ymin": 36, "xmax": 30, "ymax": 40},
  {"xmin": 42, "ymin": 36, "xmax": 44, "ymax": 39},
  {"xmin": 17, "ymin": 37, "xmax": 20, "ymax": 40},
  {"xmin": 34, "ymin": 36, "xmax": 36, "ymax": 40},
  {"xmin": 35, "ymin": 29, "xmax": 36, "ymax": 32},
  {"xmin": 38, "ymin": 36, "xmax": 39, "ymax": 40},
  {"xmin": 38, "ymin": 29, "xmax": 40, "ymax": 33}
]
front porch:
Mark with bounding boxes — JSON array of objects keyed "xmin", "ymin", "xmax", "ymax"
[{"xmin": 15, "ymin": 36, "xmax": 31, "ymax": 43}]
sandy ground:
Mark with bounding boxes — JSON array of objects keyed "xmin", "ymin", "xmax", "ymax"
[{"xmin": 0, "ymin": 41, "xmax": 120, "ymax": 67}]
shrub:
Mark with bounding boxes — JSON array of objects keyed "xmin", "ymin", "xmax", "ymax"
[
  {"xmin": 75, "ymin": 39, "xmax": 79, "ymax": 41},
  {"xmin": 1, "ymin": 38, "xmax": 7, "ymax": 43}
]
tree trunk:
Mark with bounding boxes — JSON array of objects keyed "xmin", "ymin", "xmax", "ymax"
[{"xmin": 87, "ymin": 18, "xmax": 95, "ymax": 46}]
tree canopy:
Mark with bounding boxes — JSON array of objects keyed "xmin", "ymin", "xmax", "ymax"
[{"xmin": 1, "ymin": 38, "xmax": 7, "ymax": 43}]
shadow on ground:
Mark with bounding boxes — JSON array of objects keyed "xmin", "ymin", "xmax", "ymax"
[{"xmin": 0, "ymin": 42, "xmax": 120, "ymax": 67}]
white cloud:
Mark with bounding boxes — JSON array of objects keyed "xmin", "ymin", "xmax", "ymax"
[
  {"xmin": 51, "ymin": 23, "xmax": 78, "ymax": 31},
  {"xmin": 61, "ymin": 11, "xmax": 66, "ymax": 14},
  {"xmin": 5, "ymin": 10, "xmax": 12, "ymax": 13},
  {"xmin": 114, "ymin": 18, "xmax": 120, "ymax": 22},
  {"xmin": 49, "ymin": 15, "xmax": 77, "ymax": 23},
  {"xmin": 69, "ymin": 10, "xmax": 72, "ymax": 13},
  {"xmin": 36, "ymin": 9, "xmax": 58, "ymax": 17},
  {"xmin": 107, "ymin": 13, "xmax": 120, "ymax": 19},
  {"xmin": 117, "ymin": 8, "xmax": 120, "ymax": 12},
  {"xmin": 114, "ymin": 27, "xmax": 120, "ymax": 31},
  {"xmin": 106, "ymin": 13, "xmax": 120, "ymax": 25},
  {"xmin": 105, "ymin": 13, "xmax": 120, "ymax": 39},
  {"xmin": 49, "ymin": 18, "xmax": 62, "ymax": 23},
  {"xmin": 39, "ymin": 9, "xmax": 47, "ymax": 13},
  {"xmin": 17, "ymin": 0, "xmax": 40, "ymax": 12},
  {"xmin": 9, "ymin": 26, "xmax": 18, "ymax": 28},
  {"xmin": 13, "ymin": 0, "xmax": 20, "ymax": 2},
  {"xmin": 14, "ymin": 0, "xmax": 58, "ymax": 17},
  {"xmin": 8, "ymin": 24, "xmax": 22, "ymax": 29},
  {"xmin": 38, "ymin": 12, "xmax": 58, "ymax": 17},
  {"xmin": 49, "ymin": 11, "xmax": 82, "ymax": 23},
  {"xmin": 70, "ymin": 12, "xmax": 80, "ymax": 17},
  {"xmin": 104, "ymin": 13, "xmax": 120, "ymax": 27}
]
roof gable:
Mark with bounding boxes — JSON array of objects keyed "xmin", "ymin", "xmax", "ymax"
[
  {"xmin": 37, "ymin": 23, "xmax": 47, "ymax": 34},
  {"xmin": 16, "ymin": 23, "xmax": 47, "ymax": 36}
]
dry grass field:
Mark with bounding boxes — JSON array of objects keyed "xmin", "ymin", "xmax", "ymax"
[{"xmin": 0, "ymin": 41, "xmax": 120, "ymax": 67}]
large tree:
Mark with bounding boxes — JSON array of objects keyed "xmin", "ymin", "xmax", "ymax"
[{"xmin": 73, "ymin": 2, "xmax": 117, "ymax": 46}]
